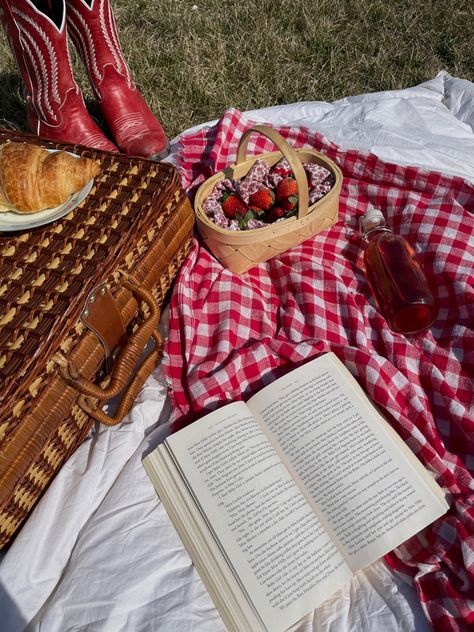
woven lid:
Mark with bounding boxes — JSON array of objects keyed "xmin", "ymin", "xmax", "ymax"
[{"xmin": 0, "ymin": 128, "xmax": 182, "ymax": 439}]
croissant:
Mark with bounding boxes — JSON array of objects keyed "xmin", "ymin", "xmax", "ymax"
[{"xmin": 0, "ymin": 141, "xmax": 100, "ymax": 213}]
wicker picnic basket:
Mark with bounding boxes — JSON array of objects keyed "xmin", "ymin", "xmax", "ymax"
[
  {"xmin": 194, "ymin": 125, "xmax": 343, "ymax": 274},
  {"xmin": 0, "ymin": 128, "xmax": 194, "ymax": 548}
]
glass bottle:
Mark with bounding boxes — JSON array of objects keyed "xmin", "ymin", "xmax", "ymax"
[{"xmin": 360, "ymin": 209, "xmax": 437, "ymax": 334}]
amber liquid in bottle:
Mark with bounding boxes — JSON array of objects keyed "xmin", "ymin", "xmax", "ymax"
[{"xmin": 361, "ymin": 210, "xmax": 437, "ymax": 334}]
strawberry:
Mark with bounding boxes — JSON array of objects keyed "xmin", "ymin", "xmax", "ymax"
[
  {"xmin": 276, "ymin": 176, "xmax": 298, "ymax": 201},
  {"xmin": 249, "ymin": 188, "xmax": 275, "ymax": 211},
  {"xmin": 221, "ymin": 194, "xmax": 248, "ymax": 218},
  {"xmin": 265, "ymin": 207, "xmax": 285, "ymax": 223},
  {"xmin": 280, "ymin": 195, "xmax": 298, "ymax": 212}
]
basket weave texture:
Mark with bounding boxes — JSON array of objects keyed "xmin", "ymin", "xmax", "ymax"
[
  {"xmin": 0, "ymin": 128, "xmax": 194, "ymax": 548},
  {"xmin": 194, "ymin": 125, "xmax": 343, "ymax": 274}
]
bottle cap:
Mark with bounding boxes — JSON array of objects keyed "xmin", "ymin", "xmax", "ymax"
[
  {"xmin": 363, "ymin": 208, "xmax": 385, "ymax": 221},
  {"xmin": 360, "ymin": 208, "xmax": 387, "ymax": 237}
]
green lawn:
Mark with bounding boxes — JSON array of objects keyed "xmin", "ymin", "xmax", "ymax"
[{"xmin": 0, "ymin": 0, "xmax": 473, "ymax": 139}]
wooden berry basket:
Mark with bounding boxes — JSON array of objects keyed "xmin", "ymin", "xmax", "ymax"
[{"xmin": 194, "ymin": 125, "xmax": 343, "ymax": 274}]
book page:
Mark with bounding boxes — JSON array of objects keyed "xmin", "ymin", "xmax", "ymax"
[
  {"xmin": 248, "ymin": 353, "xmax": 448, "ymax": 571},
  {"xmin": 165, "ymin": 400, "xmax": 352, "ymax": 632}
]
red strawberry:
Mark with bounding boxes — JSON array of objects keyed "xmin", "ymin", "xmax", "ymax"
[
  {"xmin": 276, "ymin": 176, "xmax": 298, "ymax": 201},
  {"xmin": 265, "ymin": 206, "xmax": 285, "ymax": 223},
  {"xmin": 249, "ymin": 188, "xmax": 275, "ymax": 211},
  {"xmin": 280, "ymin": 195, "xmax": 298, "ymax": 212},
  {"xmin": 221, "ymin": 194, "xmax": 248, "ymax": 218}
]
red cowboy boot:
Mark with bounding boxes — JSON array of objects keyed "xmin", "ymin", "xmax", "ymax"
[
  {"xmin": 0, "ymin": 0, "xmax": 118, "ymax": 152},
  {"xmin": 66, "ymin": 0, "xmax": 170, "ymax": 160}
]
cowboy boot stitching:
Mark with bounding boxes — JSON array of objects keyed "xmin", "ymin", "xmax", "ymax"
[
  {"xmin": 67, "ymin": 0, "xmax": 131, "ymax": 86},
  {"xmin": 66, "ymin": 8, "xmax": 103, "ymax": 86},
  {"xmin": 12, "ymin": 7, "xmax": 64, "ymax": 118},
  {"xmin": 101, "ymin": 0, "xmax": 126, "ymax": 78}
]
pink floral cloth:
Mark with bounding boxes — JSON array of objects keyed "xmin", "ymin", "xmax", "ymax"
[
  {"xmin": 202, "ymin": 157, "xmax": 334, "ymax": 230},
  {"xmin": 166, "ymin": 108, "xmax": 474, "ymax": 631}
]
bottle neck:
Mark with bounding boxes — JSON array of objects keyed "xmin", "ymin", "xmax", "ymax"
[
  {"xmin": 363, "ymin": 226, "xmax": 393, "ymax": 242},
  {"xmin": 360, "ymin": 211, "xmax": 392, "ymax": 242}
]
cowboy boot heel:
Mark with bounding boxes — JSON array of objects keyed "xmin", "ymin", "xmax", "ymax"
[
  {"xmin": 66, "ymin": 0, "xmax": 170, "ymax": 160},
  {"xmin": 0, "ymin": 0, "xmax": 118, "ymax": 152}
]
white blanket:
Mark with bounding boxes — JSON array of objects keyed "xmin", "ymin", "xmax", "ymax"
[{"xmin": 1, "ymin": 71, "xmax": 474, "ymax": 632}]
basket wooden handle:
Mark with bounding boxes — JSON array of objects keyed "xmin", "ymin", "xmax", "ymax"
[
  {"xmin": 236, "ymin": 125, "xmax": 310, "ymax": 218},
  {"xmin": 59, "ymin": 274, "xmax": 162, "ymax": 426}
]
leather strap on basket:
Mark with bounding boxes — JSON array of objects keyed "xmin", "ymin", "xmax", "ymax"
[
  {"xmin": 58, "ymin": 273, "xmax": 163, "ymax": 426},
  {"xmin": 236, "ymin": 125, "xmax": 310, "ymax": 218}
]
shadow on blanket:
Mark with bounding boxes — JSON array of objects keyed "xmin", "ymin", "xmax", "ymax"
[{"xmin": 0, "ymin": 582, "xmax": 26, "ymax": 630}]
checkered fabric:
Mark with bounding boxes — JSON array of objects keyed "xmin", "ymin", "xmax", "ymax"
[{"xmin": 165, "ymin": 108, "xmax": 474, "ymax": 631}]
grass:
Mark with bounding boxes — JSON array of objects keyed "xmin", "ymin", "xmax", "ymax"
[{"xmin": 0, "ymin": 0, "xmax": 472, "ymax": 139}]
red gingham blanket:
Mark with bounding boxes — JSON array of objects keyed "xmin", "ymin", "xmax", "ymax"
[{"xmin": 164, "ymin": 108, "xmax": 474, "ymax": 631}]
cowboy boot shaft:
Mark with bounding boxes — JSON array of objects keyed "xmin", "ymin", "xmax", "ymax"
[
  {"xmin": 0, "ymin": 0, "xmax": 79, "ymax": 123},
  {"xmin": 66, "ymin": 0, "xmax": 133, "ymax": 95}
]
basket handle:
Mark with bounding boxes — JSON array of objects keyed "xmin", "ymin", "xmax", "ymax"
[
  {"xmin": 236, "ymin": 125, "xmax": 310, "ymax": 218},
  {"xmin": 78, "ymin": 331, "xmax": 163, "ymax": 426},
  {"xmin": 58, "ymin": 274, "xmax": 162, "ymax": 426}
]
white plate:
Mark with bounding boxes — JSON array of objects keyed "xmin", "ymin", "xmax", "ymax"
[{"xmin": 0, "ymin": 150, "xmax": 95, "ymax": 232}]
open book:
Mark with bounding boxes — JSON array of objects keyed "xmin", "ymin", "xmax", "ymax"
[{"xmin": 144, "ymin": 352, "xmax": 448, "ymax": 632}]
